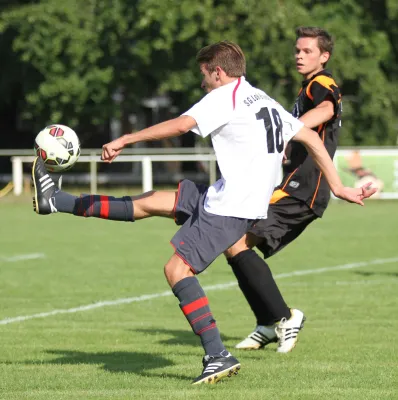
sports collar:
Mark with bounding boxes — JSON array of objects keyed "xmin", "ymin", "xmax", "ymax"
[{"xmin": 302, "ymin": 69, "xmax": 332, "ymax": 86}]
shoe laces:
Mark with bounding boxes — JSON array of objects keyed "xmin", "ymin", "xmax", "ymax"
[{"xmin": 275, "ymin": 317, "xmax": 288, "ymax": 343}]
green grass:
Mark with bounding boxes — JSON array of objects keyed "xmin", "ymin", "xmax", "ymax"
[{"xmin": 0, "ymin": 197, "xmax": 397, "ymax": 399}]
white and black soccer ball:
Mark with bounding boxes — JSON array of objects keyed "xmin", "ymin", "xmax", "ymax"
[{"xmin": 34, "ymin": 124, "xmax": 81, "ymax": 172}]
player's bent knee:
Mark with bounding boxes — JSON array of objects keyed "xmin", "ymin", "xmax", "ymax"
[{"xmin": 164, "ymin": 254, "xmax": 194, "ymax": 287}]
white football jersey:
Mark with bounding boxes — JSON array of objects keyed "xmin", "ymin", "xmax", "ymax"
[{"xmin": 183, "ymin": 76, "xmax": 303, "ymax": 219}]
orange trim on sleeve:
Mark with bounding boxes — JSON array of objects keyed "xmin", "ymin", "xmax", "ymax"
[
  {"xmin": 313, "ymin": 75, "xmax": 337, "ymax": 91},
  {"xmin": 270, "ymin": 189, "xmax": 289, "ymax": 204},
  {"xmin": 306, "ymin": 84, "xmax": 314, "ymax": 101},
  {"xmin": 306, "ymin": 76, "xmax": 338, "ymax": 102}
]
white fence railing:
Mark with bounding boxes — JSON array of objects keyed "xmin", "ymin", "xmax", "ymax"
[
  {"xmin": 6, "ymin": 148, "xmax": 398, "ymax": 199},
  {"xmin": 10, "ymin": 154, "xmax": 218, "ymax": 195}
]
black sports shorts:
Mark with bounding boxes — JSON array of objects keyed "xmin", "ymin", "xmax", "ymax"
[{"xmin": 249, "ymin": 193, "xmax": 318, "ymax": 259}]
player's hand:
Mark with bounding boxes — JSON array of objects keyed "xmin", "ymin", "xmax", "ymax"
[
  {"xmin": 334, "ymin": 182, "xmax": 377, "ymax": 206},
  {"xmin": 359, "ymin": 182, "xmax": 378, "ymax": 200},
  {"xmin": 101, "ymin": 137, "xmax": 125, "ymax": 163}
]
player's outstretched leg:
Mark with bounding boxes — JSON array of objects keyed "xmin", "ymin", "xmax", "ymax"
[{"xmin": 31, "ymin": 156, "xmax": 176, "ymax": 221}]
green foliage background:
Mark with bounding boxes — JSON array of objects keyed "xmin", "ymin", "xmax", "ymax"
[{"xmin": 0, "ymin": 0, "xmax": 397, "ymax": 145}]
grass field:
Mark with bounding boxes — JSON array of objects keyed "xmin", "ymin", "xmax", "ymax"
[{"xmin": 0, "ymin": 196, "xmax": 397, "ymax": 399}]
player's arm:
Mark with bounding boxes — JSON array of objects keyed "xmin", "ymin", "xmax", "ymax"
[
  {"xmin": 101, "ymin": 116, "xmax": 196, "ymax": 162},
  {"xmin": 298, "ymin": 97, "xmax": 334, "ymax": 129},
  {"xmin": 292, "ymin": 126, "xmax": 376, "ymax": 205}
]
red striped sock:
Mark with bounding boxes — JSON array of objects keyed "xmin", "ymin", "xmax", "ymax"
[
  {"xmin": 73, "ymin": 194, "xmax": 134, "ymax": 221},
  {"xmin": 173, "ymin": 276, "xmax": 225, "ymax": 356}
]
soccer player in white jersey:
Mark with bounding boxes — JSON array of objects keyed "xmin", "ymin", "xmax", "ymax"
[{"xmin": 32, "ymin": 41, "xmax": 376, "ymax": 385}]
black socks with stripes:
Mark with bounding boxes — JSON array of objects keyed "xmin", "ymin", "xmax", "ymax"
[
  {"xmin": 172, "ymin": 276, "xmax": 226, "ymax": 356},
  {"xmin": 53, "ymin": 191, "xmax": 134, "ymax": 222}
]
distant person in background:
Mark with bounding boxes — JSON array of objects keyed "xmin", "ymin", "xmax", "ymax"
[
  {"xmin": 345, "ymin": 150, "xmax": 384, "ymax": 199},
  {"xmin": 224, "ymin": 26, "xmax": 347, "ymax": 352}
]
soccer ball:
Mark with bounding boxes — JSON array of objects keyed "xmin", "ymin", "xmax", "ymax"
[{"xmin": 34, "ymin": 124, "xmax": 81, "ymax": 172}]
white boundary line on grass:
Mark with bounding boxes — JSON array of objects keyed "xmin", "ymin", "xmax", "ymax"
[
  {"xmin": 0, "ymin": 253, "xmax": 45, "ymax": 262},
  {"xmin": 281, "ymin": 278, "xmax": 398, "ymax": 287},
  {"xmin": 1, "ymin": 256, "xmax": 397, "ymax": 326}
]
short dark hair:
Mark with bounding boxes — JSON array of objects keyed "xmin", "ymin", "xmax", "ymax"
[
  {"xmin": 296, "ymin": 26, "xmax": 334, "ymax": 56},
  {"xmin": 196, "ymin": 40, "xmax": 246, "ymax": 77}
]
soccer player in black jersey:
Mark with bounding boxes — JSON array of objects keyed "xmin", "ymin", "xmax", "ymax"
[{"xmin": 225, "ymin": 27, "xmax": 345, "ymax": 352}]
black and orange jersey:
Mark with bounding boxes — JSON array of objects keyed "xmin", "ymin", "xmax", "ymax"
[{"xmin": 276, "ymin": 69, "xmax": 342, "ymax": 217}]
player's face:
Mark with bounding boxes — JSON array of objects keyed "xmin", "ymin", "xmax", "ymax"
[
  {"xmin": 295, "ymin": 37, "xmax": 329, "ymax": 79},
  {"xmin": 200, "ymin": 64, "xmax": 221, "ymax": 93}
]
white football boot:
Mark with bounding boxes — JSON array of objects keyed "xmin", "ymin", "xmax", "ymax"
[
  {"xmin": 275, "ymin": 308, "xmax": 306, "ymax": 353},
  {"xmin": 235, "ymin": 325, "xmax": 278, "ymax": 350}
]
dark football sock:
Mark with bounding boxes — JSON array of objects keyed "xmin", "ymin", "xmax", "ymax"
[
  {"xmin": 228, "ymin": 254, "xmax": 274, "ymax": 325},
  {"xmin": 228, "ymin": 249, "xmax": 291, "ymax": 325},
  {"xmin": 172, "ymin": 276, "xmax": 226, "ymax": 356},
  {"xmin": 53, "ymin": 191, "xmax": 79, "ymax": 214},
  {"xmin": 54, "ymin": 191, "xmax": 134, "ymax": 222}
]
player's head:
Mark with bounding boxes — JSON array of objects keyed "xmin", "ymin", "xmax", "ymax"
[
  {"xmin": 196, "ymin": 40, "xmax": 246, "ymax": 93},
  {"xmin": 295, "ymin": 27, "xmax": 334, "ymax": 78}
]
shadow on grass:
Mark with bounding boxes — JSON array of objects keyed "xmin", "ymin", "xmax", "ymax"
[
  {"xmin": 3, "ymin": 350, "xmax": 192, "ymax": 381},
  {"xmin": 131, "ymin": 327, "xmax": 276, "ymax": 355},
  {"xmin": 132, "ymin": 327, "xmax": 242, "ymax": 346}
]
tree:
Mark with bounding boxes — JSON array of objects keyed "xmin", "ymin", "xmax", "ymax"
[
  {"xmin": 306, "ymin": 0, "xmax": 397, "ymax": 145},
  {"xmin": 0, "ymin": 1, "xmax": 123, "ymax": 134},
  {"xmin": 0, "ymin": 0, "xmax": 396, "ymax": 146},
  {"xmin": 136, "ymin": 0, "xmax": 398, "ymax": 145}
]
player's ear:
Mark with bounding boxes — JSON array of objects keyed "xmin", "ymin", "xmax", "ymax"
[
  {"xmin": 215, "ymin": 66, "xmax": 223, "ymax": 80},
  {"xmin": 320, "ymin": 52, "xmax": 330, "ymax": 65}
]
